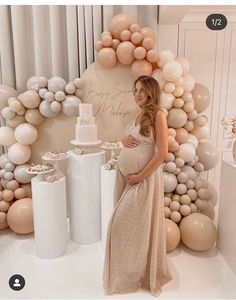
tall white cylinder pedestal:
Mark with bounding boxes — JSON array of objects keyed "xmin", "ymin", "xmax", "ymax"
[
  {"xmin": 31, "ymin": 177, "xmax": 67, "ymax": 259},
  {"xmin": 67, "ymin": 150, "xmax": 105, "ymax": 244},
  {"xmin": 101, "ymin": 166, "xmax": 116, "ymax": 249}
]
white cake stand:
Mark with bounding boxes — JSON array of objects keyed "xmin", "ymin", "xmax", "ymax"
[
  {"xmin": 41, "ymin": 153, "xmax": 69, "ymax": 176},
  {"xmin": 70, "ymin": 140, "xmax": 102, "ymax": 147},
  {"xmin": 25, "ymin": 168, "xmax": 55, "ymax": 181}
]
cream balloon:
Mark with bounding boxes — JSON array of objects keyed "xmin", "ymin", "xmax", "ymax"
[
  {"xmin": 190, "ymin": 123, "xmax": 210, "ymax": 139},
  {"xmin": 192, "ymin": 83, "xmax": 211, "ymax": 113},
  {"xmin": 0, "ymin": 85, "xmax": 18, "ymax": 111},
  {"xmin": 162, "ymin": 61, "xmax": 183, "ymax": 82},
  {"xmin": 186, "ymin": 134, "xmax": 198, "ymax": 149},
  {"xmin": 163, "ymin": 172, "xmax": 178, "ymax": 193},
  {"xmin": 160, "ymin": 92, "xmax": 175, "ymax": 110},
  {"xmin": 131, "ymin": 60, "xmax": 152, "ymax": 80},
  {"xmin": 175, "ymin": 128, "xmax": 189, "ymax": 144},
  {"xmin": 165, "ymin": 218, "xmax": 181, "ymax": 252},
  {"xmin": 194, "ymin": 199, "xmax": 215, "ymax": 220},
  {"xmin": 39, "ymin": 100, "xmax": 59, "ymax": 118},
  {"xmin": 48, "ymin": 76, "xmax": 66, "ymax": 93},
  {"xmin": 157, "ymin": 50, "xmax": 175, "ymax": 68},
  {"xmin": 175, "ymin": 143, "xmax": 196, "ymax": 162},
  {"xmin": 61, "ymin": 95, "xmax": 81, "ymax": 117},
  {"xmin": 177, "ymin": 57, "xmax": 190, "ymax": 75},
  {"xmin": 8, "ymin": 143, "xmax": 31, "ymax": 165},
  {"xmin": 14, "ymin": 123, "xmax": 38, "ymax": 145},
  {"xmin": 167, "ymin": 108, "xmax": 187, "ymax": 129},
  {"xmin": 181, "ymin": 74, "xmax": 195, "ymax": 92},
  {"xmin": 196, "ymin": 142, "xmax": 219, "ymax": 171},
  {"xmin": 116, "ymin": 41, "xmax": 135, "ymax": 65},
  {"xmin": 180, "ymin": 213, "xmax": 216, "ymax": 251},
  {"xmin": 151, "ymin": 68, "xmax": 166, "ymax": 89},
  {"xmin": 25, "ymin": 109, "xmax": 45, "ymax": 126},
  {"xmin": 97, "ymin": 48, "xmax": 117, "ymax": 68},
  {"xmin": 18, "ymin": 90, "xmax": 40, "ymax": 108},
  {"xmin": 6, "ymin": 115, "xmax": 25, "ymax": 128},
  {"xmin": 181, "ymin": 165, "xmax": 197, "ymax": 180},
  {"xmin": 0, "ymin": 126, "xmax": 16, "ymax": 146},
  {"xmin": 109, "ymin": 13, "xmax": 135, "ymax": 39},
  {"xmin": 27, "ymin": 76, "xmax": 40, "ymax": 92}
]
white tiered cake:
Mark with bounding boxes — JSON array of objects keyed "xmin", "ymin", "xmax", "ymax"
[{"xmin": 73, "ymin": 103, "xmax": 100, "ymax": 145}]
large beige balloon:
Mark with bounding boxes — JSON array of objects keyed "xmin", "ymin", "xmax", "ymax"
[
  {"xmin": 167, "ymin": 108, "xmax": 188, "ymax": 128},
  {"xmin": 97, "ymin": 48, "xmax": 117, "ymax": 68},
  {"xmin": 160, "ymin": 92, "xmax": 175, "ymax": 110},
  {"xmin": 109, "ymin": 13, "xmax": 135, "ymax": 39},
  {"xmin": 0, "ymin": 126, "xmax": 16, "ymax": 146},
  {"xmin": 196, "ymin": 142, "xmax": 219, "ymax": 171},
  {"xmin": 151, "ymin": 68, "xmax": 166, "ymax": 89},
  {"xmin": 6, "ymin": 115, "xmax": 25, "ymax": 128},
  {"xmin": 7, "ymin": 198, "xmax": 34, "ymax": 234},
  {"xmin": 180, "ymin": 213, "xmax": 216, "ymax": 251},
  {"xmin": 175, "ymin": 143, "xmax": 196, "ymax": 162},
  {"xmin": 15, "ymin": 123, "xmax": 38, "ymax": 145},
  {"xmin": 131, "ymin": 59, "xmax": 152, "ymax": 80},
  {"xmin": 0, "ymin": 85, "xmax": 18, "ymax": 111},
  {"xmin": 116, "ymin": 41, "xmax": 135, "ymax": 65},
  {"xmin": 192, "ymin": 83, "xmax": 211, "ymax": 113},
  {"xmin": 162, "ymin": 61, "xmax": 183, "ymax": 82},
  {"xmin": 25, "ymin": 109, "xmax": 45, "ymax": 126},
  {"xmin": 165, "ymin": 218, "xmax": 181, "ymax": 251},
  {"xmin": 18, "ymin": 90, "xmax": 40, "ymax": 108},
  {"xmin": 7, "ymin": 143, "xmax": 31, "ymax": 165}
]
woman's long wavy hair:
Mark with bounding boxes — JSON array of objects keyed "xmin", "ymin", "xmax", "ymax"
[{"xmin": 134, "ymin": 75, "xmax": 161, "ymax": 137}]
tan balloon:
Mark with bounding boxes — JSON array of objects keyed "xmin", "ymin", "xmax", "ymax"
[
  {"xmin": 111, "ymin": 39, "xmax": 120, "ymax": 50},
  {"xmin": 120, "ymin": 29, "xmax": 131, "ymax": 41},
  {"xmin": 109, "ymin": 13, "xmax": 135, "ymax": 39},
  {"xmin": 0, "ymin": 85, "xmax": 18, "ymax": 111},
  {"xmin": 0, "ymin": 200, "xmax": 11, "ymax": 212},
  {"xmin": 165, "ymin": 218, "xmax": 181, "ymax": 251},
  {"xmin": 180, "ymin": 213, "xmax": 216, "ymax": 251},
  {"xmin": 101, "ymin": 34, "xmax": 113, "ymax": 47},
  {"xmin": 0, "ymin": 212, "xmax": 8, "ymax": 230},
  {"xmin": 140, "ymin": 27, "xmax": 155, "ymax": 41},
  {"xmin": 146, "ymin": 49, "xmax": 159, "ymax": 63},
  {"xmin": 116, "ymin": 41, "xmax": 135, "ymax": 65},
  {"xmin": 190, "ymin": 123, "xmax": 210, "ymax": 139},
  {"xmin": 21, "ymin": 183, "xmax": 32, "ymax": 198},
  {"xmin": 95, "ymin": 40, "xmax": 103, "ymax": 52},
  {"xmin": 160, "ymin": 92, "xmax": 175, "ymax": 110},
  {"xmin": 7, "ymin": 198, "xmax": 34, "ymax": 234},
  {"xmin": 18, "ymin": 90, "xmax": 40, "ymax": 108},
  {"xmin": 192, "ymin": 83, "xmax": 211, "ymax": 113},
  {"xmin": 131, "ymin": 32, "xmax": 143, "ymax": 45},
  {"xmin": 142, "ymin": 37, "xmax": 155, "ymax": 50},
  {"xmin": 175, "ymin": 128, "xmax": 189, "ymax": 144},
  {"xmin": 196, "ymin": 142, "xmax": 219, "ymax": 171},
  {"xmin": 134, "ymin": 47, "xmax": 146, "ymax": 60},
  {"xmin": 129, "ymin": 23, "xmax": 140, "ymax": 33},
  {"xmin": 25, "ymin": 109, "xmax": 45, "ymax": 126},
  {"xmin": 131, "ymin": 59, "xmax": 153, "ymax": 80},
  {"xmin": 167, "ymin": 108, "xmax": 188, "ymax": 129},
  {"xmin": 97, "ymin": 48, "xmax": 117, "ymax": 68}
]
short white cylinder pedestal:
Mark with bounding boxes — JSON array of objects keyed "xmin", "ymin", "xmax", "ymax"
[
  {"xmin": 101, "ymin": 165, "xmax": 116, "ymax": 249},
  {"xmin": 31, "ymin": 176, "xmax": 67, "ymax": 259},
  {"xmin": 67, "ymin": 150, "xmax": 105, "ymax": 244}
]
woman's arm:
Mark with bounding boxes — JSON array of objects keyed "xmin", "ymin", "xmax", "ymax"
[
  {"xmin": 122, "ymin": 135, "xmax": 139, "ymax": 148},
  {"xmin": 126, "ymin": 109, "xmax": 168, "ymax": 185}
]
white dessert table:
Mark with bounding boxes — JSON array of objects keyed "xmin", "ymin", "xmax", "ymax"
[
  {"xmin": 67, "ymin": 149, "xmax": 105, "ymax": 244},
  {"xmin": 31, "ymin": 174, "xmax": 68, "ymax": 259}
]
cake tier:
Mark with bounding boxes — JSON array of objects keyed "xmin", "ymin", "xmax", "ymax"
[
  {"xmin": 77, "ymin": 116, "xmax": 95, "ymax": 126},
  {"xmin": 75, "ymin": 124, "xmax": 98, "ymax": 143}
]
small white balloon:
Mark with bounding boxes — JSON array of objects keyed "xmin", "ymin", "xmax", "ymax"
[
  {"xmin": 1, "ymin": 107, "xmax": 15, "ymax": 120},
  {"xmin": 4, "ymin": 171, "xmax": 14, "ymax": 181},
  {"xmin": 55, "ymin": 91, "xmax": 65, "ymax": 102},
  {"xmin": 73, "ymin": 78, "xmax": 83, "ymax": 88},
  {"xmin": 48, "ymin": 76, "xmax": 66, "ymax": 93},
  {"xmin": 50, "ymin": 101, "xmax": 61, "ymax": 113},
  {"xmin": 27, "ymin": 76, "xmax": 40, "ymax": 92},
  {"xmin": 39, "ymin": 100, "xmax": 60, "ymax": 118},
  {"xmin": 38, "ymin": 76, "xmax": 48, "ymax": 88}
]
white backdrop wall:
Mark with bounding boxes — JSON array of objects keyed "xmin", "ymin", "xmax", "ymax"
[{"xmin": 0, "ymin": 5, "xmax": 159, "ymax": 92}]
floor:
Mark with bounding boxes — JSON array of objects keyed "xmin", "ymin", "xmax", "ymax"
[{"xmin": 0, "ymin": 228, "xmax": 236, "ymax": 299}]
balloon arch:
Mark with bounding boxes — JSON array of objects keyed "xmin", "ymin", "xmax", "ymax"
[{"xmin": 0, "ymin": 13, "xmax": 218, "ymax": 252}]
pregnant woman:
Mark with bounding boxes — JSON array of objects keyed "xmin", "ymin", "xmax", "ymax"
[{"xmin": 103, "ymin": 75, "xmax": 173, "ymax": 297}]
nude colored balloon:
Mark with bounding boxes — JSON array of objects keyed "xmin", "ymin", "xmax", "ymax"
[
  {"xmin": 164, "ymin": 172, "xmax": 178, "ymax": 193},
  {"xmin": 175, "ymin": 143, "xmax": 196, "ymax": 162},
  {"xmin": 160, "ymin": 92, "xmax": 175, "ymax": 110},
  {"xmin": 131, "ymin": 59, "xmax": 153, "ymax": 80},
  {"xmin": 186, "ymin": 134, "xmax": 198, "ymax": 149},
  {"xmin": 101, "ymin": 34, "xmax": 113, "ymax": 46},
  {"xmin": 116, "ymin": 41, "xmax": 135, "ymax": 65},
  {"xmin": 195, "ymin": 199, "xmax": 215, "ymax": 220},
  {"xmin": 175, "ymin": 128, "xmax": 189, "ymax": 144},
  {"xmin": 142, "ymin": 37, "xmax": 155, "ymax": 50},
  {"xmin": 0, "ymin": 211, "xmax": 8, "ymax": 230},
  {"xmin": 25, "ymin": 109, "xmax": 45, "ymax": 126},
  {"xmin": 9, "ymin": 99, "xmax": 22, "ymax": 113},
  {"xmin": 109, "ymin": 13, "xmax": 135, "ymax": 39},
  {"xmin": 181, "ymin": 165, "xmax": 197, "ymax": 180},
  {"xmin": 134, "ymin": 47, "xmax": 146, "ymax": 60},
  {"xmin": 0, "ymin": 126, "xmax": 16, "ymax": 146},
  {"xmin": 21, "ymin": 183, "xmax": 32, "ymax": 198},
  {"xmin": 18, "ymin": 90, "xmax": 40, "ymax": 108},
  {"xmin": 196, "ymin": 142, "xmax": 219, "ymax": 171},
  {"xmin": 157, "ymin": 50, "xmax": 175, "ymax": 68},
  {"xmin": 180, "ymin": 213, "xmax": 216, "ymax": 251},
  {"xmin": 152, "ymin": 68, "xmax": 166, "ymax": 89},
  {"xmin": 177, "ymin": 57, "xmax": 190, "ymax": 75},
  {"xmin": 131, "ymin": 32, "xmax": 143, "ymax": 45},
  {"xmin": 190, "ymin": 123, "xmax": 210, "ymax": 139},
  {"xmin": 15, "ymin": 188, "xmax": 27, "ymax": 199},
  {"xmin": 61, "ymin": 95, "xmax": 81, "ymax": 117},
  {"xmin": 6, "ymin": 115, "xmax": 25, "ymax": 128},
  {"xmin": 181, "ymin": 74, "xmax": 195, "ymax": 92},
  {"xmin": 165, "ymin": 218, "xmax": 181, "ymax": 251},
  {"xmin": 6, "ymin": 180, "xmax": 19, "ymax": 191},
  {"xmin": 0, "ymin": 85, "xmax": 18, "ymax": 111},
  {"xmin": 98, "ymin": 48, "xmax": 117, "ymax": 68},
  {"xmin": 167, "ymin": 108, "xmax": 187, "ymax": 129},
  {"xmin": 15, "ymin": 123, "xmax": 38, "ymax": 145},
  {"xmin": 163, "ymin": 61, "xmax": 183, "ymax": 82},
  {"xmin": 48, "ymin": 76, "xmax": 66, "ymax": 93},
  {"xmin": 95, "ymin": 40, "xmax": 103, "ymax": 52},
  {"xmin": 8, "ymin": 143, "xmax": 31, "ymax": 165},
  {"xmin": 120, "ymin": 30, "xmax": 131, "ymax": 41},
  {"xmin": 14, "ymin": 164, "xmax": 34, "ymax": 184},
  {"xmin": 1, "ymin": 107, "xmax": 15, "ymax": 119},
  {"xmin": 7, "ymin": 197, "xmax": 34, "ymax": 234},
  {"xmin": 39, "ymin": 100, "xmax": 59, "ymax": 118},
  {"xmin": 0, "ymin": 200, "xmax": 11, "ymax": 212},
  {"xmin": 140, "ymin": 27, "xmax": 155, "ymax": 40},
  {"xmin": 192, "ymin": 83, "xmax": 211, "ymax": 113},
  {"xmin": 130, "ymin": 23, "xmax": 140, "ymax": 33},
  {"xmin": 111, "ymin": 39, "xmax": 120, "ymax": 50},
  {"xmin": 146, "ymin": 49, "xmax": 159, "ymax": 63}
]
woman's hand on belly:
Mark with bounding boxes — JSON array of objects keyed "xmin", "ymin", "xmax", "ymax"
[
  {"xmin": 122, "ymin": 135, "xmax": 139, "ymax": 148},
  {"xmin": 125, "ymin": 173, "xmax": 142, "ymax": 185}
]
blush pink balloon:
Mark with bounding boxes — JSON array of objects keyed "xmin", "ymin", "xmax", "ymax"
[
  {"xmin": 162, "ymin": 61, "xmax": 183, "ymax": 82},
  {"xmin": 130, "ymin": 23, "xmax": 140, "ymax": 33},
  {"xmin": 116, "ymin": 41, "xmax": 135, "ymax": 65},
  {"xmin": 131, "ymin": 32, "xmax": 143, "ymax": 45},
  {"xmin": 95, "ymin": 40, "xmax": 103, "ymax": 52},
  {"xmin": 142, "ymin": 37, "xmax": 155, "ymax": 50},
  {"xmin": 101, "ymin": 35, "xmax": 113, "ymax": 47},
  {"xmin": 112, "ymin": 39, "xmax": 121, "ymax": 50},
  {"xmin": 120, "ymin": 29, "xmax": 131, "ymax": 41},
  {"xmin": 131, "ymin": 59, "xmax": 153, "ymax": 79},
  {"xmin": 134, "ymin": 47, "xmax": 146, "ymax": 60},
  {"xmin": 146, "ymin": 49, "xmax": 159, "ymax": 63},
  {"xmin": 157, "ymin": 50, "xmax": 175, "ymax": 68},
  {"xmin": 101, "ymin": 31, "xmax": 112, "ymax": 37},
  {"xmin": 109, "ymin": 13, "xmax": 136, "ymax": 39},
  {"xmin": 97, "ymin": 48, "xmax": 117, "ymax": 68},
  {"xmin": 140, "ymin": 27, "xmax": 155, "ymax": 41}
]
